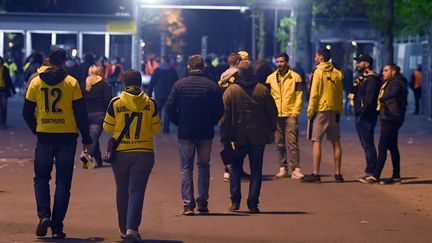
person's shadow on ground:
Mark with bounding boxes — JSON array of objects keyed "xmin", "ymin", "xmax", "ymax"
[{"xmin": 35, "ymin": 237, "xmax": 104, "ymax": 242}]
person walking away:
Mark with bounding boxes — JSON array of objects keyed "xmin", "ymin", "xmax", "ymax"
[
  {"xmin": 218, "ymin": 53, "xmax": 251, "ymax": 181},
  {"xmin": 410, "ymin": 65, "xmax": 422, "ymax": 114},
  {"xmin": 165, "ymin": 55, "xmax": 224, "ymax": 215},
  {"xmin": 4, "ymin": 56, "xmax": 18, "ymax": 93},
  {"xmin": 220, "ymin": 60, "xmax": 277, "ymax": 213},
  {"xmin": 78, "ymin": 53, "xmax": 95, "ymax": 93},
  {"xmin": 302, "ymin": 48, "xmax": 344, "ymax": 183},
  {"xmin": 103, "ymin": 70, "xmax": 160, "ymax": 241},
  {"xmin": 256, "ymin": 59, "xmax": 274, "ymax": 84},
  {"xmin": 359, "ymin": 64, "xmax": 407, "ymax": 185},
  {"xmin": 351, "ymin": 54, "xmax": 381, "ymax": 180},
  {"xmin": 109, "ymin": 57, "xmax": 124, "ymax": 96},
  {"xmin": 0, "ymin": 56, "xmax": 16, "ymax": 129},
  {"xmin": 22, "ymin": 48, "xmax": 92, "ymax": 239},
  {"xmin": 147, "ymin": 55, "xmax": 178, "ymax": 133},
  {"xmin": 265, "ymin": 53, "xmax": 304, "ymax": 179},
  {"xmin": 84, "ymin": 65, "xmax": 112, "ymax": 167}
]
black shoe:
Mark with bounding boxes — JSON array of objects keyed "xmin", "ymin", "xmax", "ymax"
[
  {"xmin": 335, "ymin": 174, "xmax": 344, "ymax": 183},
  {"xmin": 228, "ymin": 202, "xmax": 240, "ymax": 211},
  {"xmin": 248, "ymin": 207, "xmax": 260, "ymax": 214},
  {"xmin": 181, "ymin": 206, "xmax": 195, "ymax": 216},
  {"xmin": 380, "ymin": 177, "xmax": 401, "ymax": 185},
  {"xmin": 35, "ymin": 217, "xmax": 50, "ymax": 237},
  {"xmin": 52, "ymin": 231, "xmax": 66, "ymax": 239},
  {"xmin": 301, "ymin": 174, "xmax": 321, "ymax": 183},
  {"xmin": 197, "ymin": 201, "xmax": 209, "ymax": 214},
  {"xmin": 126, "ymin": 232, "xmax": 142, "ymax": 242},
  {"xmin": 197, "ymin": 207, "xmax": 209, "ymax": 214},
  {"xmin": 241, "ymin": 171, "xmax": 251, "ymax": 180}
]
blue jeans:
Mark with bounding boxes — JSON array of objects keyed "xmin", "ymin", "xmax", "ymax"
[
  {"xmin": 88, "ymin": 112, "xmax": 105, "ymax": 165},
  {"xmin": 111, "ymin": 152, "xmax": 154, "ymax": 233},
  {"xmin": 178, "ymin": 139, "xmax": 212, "ymax": 208},
  {"xmin": 355, "ymin": 117, "xmax": 377, "ymax": 174},
  {"xmin": 33, "ymin": 142, "xmax": 77, "ymax": 233},
  {"xmin": 230, "ymin": 145, "xmax": 265, "ymax": 209}
]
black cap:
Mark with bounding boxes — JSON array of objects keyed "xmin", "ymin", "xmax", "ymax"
[
  {"xmin": 48, "ymin": 48, "xmax": 67, "ymax": 66},
  {"xmin": 354, "ymin": 54, "xmax": 373, "ymax": 65}
]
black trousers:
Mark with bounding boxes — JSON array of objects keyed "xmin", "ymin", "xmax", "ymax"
[
  {"xmin": 413, "ymin": 88, "xmax": 421, "ymax": 114},
  {"xmin": 373, "ymin": 120, "xmax": 402, "ymax": 179},
  {"xmin": 0, "ymin": 92, "xmax": 7, "ymax": 126}
]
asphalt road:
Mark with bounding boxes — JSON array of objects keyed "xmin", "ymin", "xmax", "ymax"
[{"xmin": 1, "ymin": 97, "xmax": 431, "ymax": 243}]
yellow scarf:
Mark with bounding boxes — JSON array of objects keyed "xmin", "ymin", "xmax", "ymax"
[
  {"xmin": 377, "ymin": 81, "xmax": 389, "ymax": 111},
  {"xmin": 0, "ymin": 65, "xmax": 5, "ymax": 89}
]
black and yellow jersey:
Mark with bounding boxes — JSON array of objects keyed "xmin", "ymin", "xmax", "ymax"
[
  {"xmin": 26, "ymin": 73, "xmax": 82, "ymax": 133},
  {"xmin": 103, "ymin": 88, "xmax": 160, "ymax": 153}
]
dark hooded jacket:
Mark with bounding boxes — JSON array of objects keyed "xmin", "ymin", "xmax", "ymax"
[
  {"xmin": 379, "ymin": 74, "xmax": 407, "ymax": 124},
  {"xmin": 219, "ymin": 74, "xmax": 278, "ymax": 146},
  {"xmin": 353, "ymin": 70, "xmax": 381, "ymax": 122},
  {"xmin": 22, "ymin": 67, "xmax": 92, "ymax": 145},
  {"xmin": 147, "ymin": 62, "xmax": 179, "ymax": 100}
]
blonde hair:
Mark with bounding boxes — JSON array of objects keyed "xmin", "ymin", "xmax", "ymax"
[{"xmin": 85, "ymin": 65, "xmax": 102, "ymax": 92}]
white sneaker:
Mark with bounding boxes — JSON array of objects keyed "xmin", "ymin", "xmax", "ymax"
[
  {"xmin": 291, "ymin": 168, "xmax": 304, "ymax": 179},
  {"xmin": 223, "ymin": 172, "xmax": 230, "ymax": 182},
  {"xmin": 274, "ymin": 167, "xmax": 288, "ymax": 179}
]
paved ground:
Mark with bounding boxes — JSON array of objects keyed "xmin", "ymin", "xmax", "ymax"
[{"xmin": 1, "ymin": 97, "xmax": 431, "ymax": 243}]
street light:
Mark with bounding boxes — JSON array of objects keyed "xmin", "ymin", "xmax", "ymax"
[
  {"xmin": 326, "ymin": 45, "xmax": 331, "ymax": 50},
  {"xmin": 352, "ymin": 41, "xmax": 357, "ymax": 47}
]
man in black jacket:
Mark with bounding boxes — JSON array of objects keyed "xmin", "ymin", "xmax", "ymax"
[
  {"xmin": 0, "ymin": 56, "xmax": 16, "ymax": 129},
  {"xmin": 352, "ymin": 54, "xmax": 381, "ymax": 179},
  {"xmin": 220, "ymin": 60, "xmax": 277, "ymax": 213},
  {"xmin": 166, "ymin": 55, "xmax": 224, "ymax": 215},
  {"xmin": 23, "ymin": 48, "xmax": 92, "ymax": 239},
  {"xmin": 359, "ymin": 64, "xmax": 407, "ymax": 185},
  {"xmin": 148, "ymin": 56, "xmax": 178, "ymax": 133}
]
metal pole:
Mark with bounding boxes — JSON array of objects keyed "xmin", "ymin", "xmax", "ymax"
[
  {"xmin": 105, "ymin": 33, "xmax": 110, "ymax": 58},
  {"xmin": 289, "ymin": 9, "xmax": 295, "ymax": 64},
  {"xmin": 251, "ymin": 4, "xmax": 256, "ymax": 63},
  {"xmin": 51, "ymin": 32, "xmax": 57, "ymax": 47},
  {"xmin": 25, "ymin": 31, "xmax": 31, "ymax": 58},
  {"xmin": 77, "ymin": 32, "xmax": 83, "ymax": 58},
  {"xmin": 273, "ymin": 8, "xmax": 278, "ymax": 56},
  {"xmin": 0, "ymin": 31, "xmax": 4, "ymax": 58},
  {"xmin": 131, "ymin": 1, "xmax": 140, "ymax": 70}
]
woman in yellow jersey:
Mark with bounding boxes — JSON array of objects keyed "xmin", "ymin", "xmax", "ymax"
[{"xmin": 103, "ymin": 69, "xmax": 160, "ymax": 242}]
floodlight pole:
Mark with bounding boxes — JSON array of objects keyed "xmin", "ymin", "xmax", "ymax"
[{"xmin": 251, "ymin": 2, "xmax": 256, "ymax": 63}]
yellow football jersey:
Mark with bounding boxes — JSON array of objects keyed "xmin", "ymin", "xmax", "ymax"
[
  {"xmin": 26, "ymin": 75, "xmax": 83, "ymax": 133},
  {"xmin": 103, "ymin": 91, "xmax": 160, "ymax": 152}
]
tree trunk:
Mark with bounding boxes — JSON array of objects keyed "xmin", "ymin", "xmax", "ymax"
[
  {"xmin": 257, "ymin": 11, "xmax": 266, "ymax": 60},
  {"xmin": 384, "ymin": 0, "xmax": 394, "ymax": 64}
]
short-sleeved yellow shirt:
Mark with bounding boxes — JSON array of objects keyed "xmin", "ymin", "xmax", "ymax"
[{"xmin": 26, "ymin": 75, "xmax": 82, "ymax": 133}]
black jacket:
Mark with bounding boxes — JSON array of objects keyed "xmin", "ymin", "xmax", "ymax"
[
  {"xmin": 219, "ymin": 75, "xmax": 278, "ymax": 146},
  {"xmin": 0, "ymin": 66, "xmax": 16, "ymax": 97},
  {"xmin": 379, "ymin": 74, "xmax": 407, "ymax": 124},
  {"xmin": 165, "ymin": 71, "xmax": 224, "ymax": 140},
  {"xmin": 84, "ymin": 80, "xmax": 112, "ymax": 113},
  {"xmin": 147, "ymin": 63, "xmax": 179, "ymax": 100},
  {"xmin": 354, "ymin": 71, "xmax": 381, "ymax": 122}
]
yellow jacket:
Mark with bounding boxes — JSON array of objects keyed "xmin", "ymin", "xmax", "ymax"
[
  {"xmin": 266, "ymin": 69, "xmax": 303, "ymax": 117},
  {"xmin": 307, "ymin": 62, "xmax": 344, "ymax": 118},
  {"xmin": 103, "ymin": 88, "xmax": 160, "ymax": 153}
]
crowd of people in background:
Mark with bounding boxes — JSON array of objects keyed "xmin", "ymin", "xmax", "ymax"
[{"xmin": 0, "ymin": 45, "xmax": 422, "ymax": 241}]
